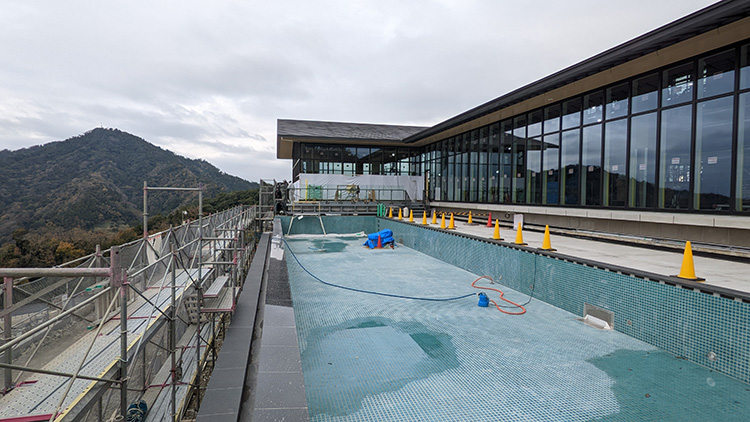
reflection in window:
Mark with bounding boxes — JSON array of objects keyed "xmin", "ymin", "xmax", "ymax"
[
  {"xmin": 512, "ymin": 117, "xmax": 527, "ymax": 203},
  {"xmin": 562, "ymin": 99, "xmax": 581, "ymax": 129},
  {"xmin": 742, "ymin": 44, "xmax": 750, "ymax": 90},
  {"xmin": 604, "ymin": 119, "xmax": 627, "ymax": 207},
  {"xmin": 629, "ymin": 113, "xmax": 657, "ymax": 208},
  {"xmin": 543, "ymin": 133, "xmax": 560, "ymax": 205},
  {"xmin": 582, "ymin": 125, "xmax": 602, "ymax": 206},
  {"xmin": 662, "ymin": 63, "xmax": 693, "ymax": 106},
  {"xmin": 659, "ymin": 105, "xmax": 692, "ymax": 209},
  {"xmin": 583, "ymin": 91, "xmax": 604, "ymax": 125},
  {"xmin": 606, "ymin": 83, "xmax": 629, "ymax": 120},
  {"xmin": 561, "ymin": 130, "xmax": 580, "ymax": 205},
  {"xmin": 697, "ymin": 50, "xmax": 735, "ymax": 99},
  {"xmin": 698, "ymin": 49, "xmax": 735, "ymax": 99},
  {"xmin": 527, "ymin": 133, "xmax": 542, "ymax": 205},
  {"xmin": 489, "ymin": 123, "xmax": 501, "ymax": 203},
  {"xmin": 739, "ymin": 93, "xmax": 750, "ymax": 211},
  {"xmin": 528, "ymin": 110, "xmax": 543, "ymax": 138},
  {"xmin": 544, "ymin": 105, "xmax": 560, "ymax": 134},
  {"xmin": 632, "ymin": 74, "xmax": 659, "ymax": 114},
  {"xmin": 695, "ymin": 97, "xmax": 733, "ymax": 210},
  {"xmin": 479, "ymin": 127, "xmax": 489, "ymax": 202},
  {"xmin": 500, "ymin": 120, "xmax": 514, "ymax": 203}
]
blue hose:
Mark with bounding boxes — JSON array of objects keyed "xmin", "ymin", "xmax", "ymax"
[{"xmin": 282, "ymin": 238, "xmax": 474, "ymax": 302}]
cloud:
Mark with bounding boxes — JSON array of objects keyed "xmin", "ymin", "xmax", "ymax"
[{"xmin": 0, "ymin": 0, "xmax": 720, "ymax": 182}]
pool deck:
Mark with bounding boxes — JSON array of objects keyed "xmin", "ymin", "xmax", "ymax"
[{"xmin": 392, "ymin": 218, "xmax": 750, "ymax": 295}]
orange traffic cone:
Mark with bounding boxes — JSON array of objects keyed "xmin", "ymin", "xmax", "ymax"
[
  {"xmin": 377, "ymin": 235, "xmax": 382, "ymax": 248},
  {"xmin": 388, "ymin": 207, "xmax": 393, "ymax": 218},
  {"xmin": 398, "ymin": 208, "xmax": 403, "ymax": 220},
  {"xmin": 440, "ymin": 213, "xmax": 446, "ymax": 229},
  {"xmin": 421, "ymin": 211, "xmax": 428, "ymax": 225},
  {"xmin": 447, "ymin": 213, "xmax": 456, "ymax": 229},
  {"xmin": 513, "ymin": 222, "xmax": 527, "ymax": 246},
  {"xmin": 468, "ymin": 211, "xmax": 474, "ymax": 224},
  {"xmin": 675, "ymin": 241, "xmax": 705, "ymax": 281},
  {"xmin": 539, "ymin": 225, "xmax": 556, "ymax": 251},
  {"xmin": 409, "ymin": 209, "xmax": 414, "ymax": 222},
  {"xmin": 492, "ymin": 220, "xmax": 502, "ymax": 240},
  {"xmin": 431, "ymin": 210, "xmax": 437, "ymax": 225},
  {"xmin": 486, "ymin": 212, "xmax": 493, "ymax": 227}
]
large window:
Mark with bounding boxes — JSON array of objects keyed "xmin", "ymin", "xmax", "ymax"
[
  {"xmin": 663, "ymin": 63, "xmax": 693, "ymax": 106},
  {"xmin": 695, "ymin": 96, "xmax": 733, "ymax": 210},
  {"xmin": 561, "ymin": 129, "xmax": 580, "ymax": 205},
  {"xmin": 606, "ymin": 83, "xmax": 629, "ymax": 120},
  {"xmin": 500, "ymin": 120, "xmax": 514, "ymax": 203},
  {"xmin": 582, "ymin": 125, "xmax": 602, "ymax": 206},
  {"xmin": 659, "ymin": 105, "xmax": 692, "ymax": 209},
  {"xmin": 527, "ymin": 112, "xmax": 543, "ymax": 204},
  {"xmin": 629, "ymin": 113, "xmax": 657, "ymax": 208},
  {"xmin": 698, "ymin": 49, "xmax": 735, "ymax": 99},
  {"xmin": 739, "ymin": 92, "xmax": 750, "ymax": 211},
  {"xmin": 562, "ymin": 99, "xmax": 581, "ymax": 129},
  {"xmin": 632, "ymin": 73, "xmax": 659, "ymax": 114},
  {"xmin": 512, "ymin": 116, "xmax": 527, "ymax": 203},
  {"xmin": 543, "ymin": 133, "xmax": 560, "ymax": 205},
  {"xmin": 604, "ymin": 119, "xmax": 627, "ymax": 207}
]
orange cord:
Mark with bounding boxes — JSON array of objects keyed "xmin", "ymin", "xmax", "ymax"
[{"xmin": 471, "ymin": 276, "xmax": 526, "ymax": 315}]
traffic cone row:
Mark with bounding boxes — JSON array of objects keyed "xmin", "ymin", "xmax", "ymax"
[{"xmin": 392, "ymin": 207, "xmax": 701, "ymax": 281}]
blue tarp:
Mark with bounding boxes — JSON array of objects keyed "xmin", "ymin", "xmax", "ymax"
[{"xmin": 363, "ymin": 229, "xmax": 394, "ymax": 248}]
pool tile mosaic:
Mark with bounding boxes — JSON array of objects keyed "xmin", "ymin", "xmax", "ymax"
[
  {"xmin": 282, "ymin": 228, "xmax": 750, "ymax": 421},
  {"xmin": 381, "ymin": 218, "xmax": 750, "ymax": 386}
]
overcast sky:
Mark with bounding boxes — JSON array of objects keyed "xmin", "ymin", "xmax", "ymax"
[{"xmin": 0, "ymin": 0, "xmax": 720, "ymax": 183}]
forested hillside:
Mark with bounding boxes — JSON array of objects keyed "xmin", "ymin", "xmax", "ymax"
[{"xmin": 0, "ymin": 128, "xmax": 260, "ymax": 267}]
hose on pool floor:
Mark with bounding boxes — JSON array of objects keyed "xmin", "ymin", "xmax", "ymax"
[
  {"xmin": 283, "ymin": 238, "xmax": 475, "ymax": 302},
  {"xmin": 283, "ymin": 238, "xmax": 531, "ymax": 313},
  {"xmin": 471, "ymin": 276, "xmax": 526, "ymax": 315}
]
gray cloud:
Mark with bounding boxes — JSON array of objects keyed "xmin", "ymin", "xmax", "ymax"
[{"xmin": 0, "ymin": 0, "xmax": 719, "ymax": 182}]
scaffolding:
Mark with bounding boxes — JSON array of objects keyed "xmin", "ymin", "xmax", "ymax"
[{"xmin": 0, "ymin": 191, "xmax": 257, "ymax": 421}]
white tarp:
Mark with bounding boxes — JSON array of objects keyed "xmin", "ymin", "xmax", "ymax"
[{"xmin": 291, "ymin": 173, "xmax": 423, "ymax": 202}]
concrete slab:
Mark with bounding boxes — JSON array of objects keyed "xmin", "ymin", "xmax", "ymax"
[{"xmin": 442, "ymin": 221, "xmax": 750, "ymax": 294}]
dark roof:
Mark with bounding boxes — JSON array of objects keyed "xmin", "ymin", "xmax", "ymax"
[
  {"xmin": 404, "ymin": 0, "xmax": 750, "ymax": 143},
  {"xmin": 278, "ymin": 119, "xmax": 427, "ymax": 142}
]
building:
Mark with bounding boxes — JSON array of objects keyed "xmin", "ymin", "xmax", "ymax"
[{"xmin": 277, "ymin": 1, "xmax": 750, "ymax": 247}]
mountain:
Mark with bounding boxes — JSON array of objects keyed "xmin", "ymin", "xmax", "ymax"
[{"xmin": 0, "ymin": 128, "xmax": 258, "ymax": 242}]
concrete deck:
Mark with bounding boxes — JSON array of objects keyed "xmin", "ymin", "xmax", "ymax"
[{"xmin": 411, "ymin": 219, "xmax": 750, "ymax": 295}]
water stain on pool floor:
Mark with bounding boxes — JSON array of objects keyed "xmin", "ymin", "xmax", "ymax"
[{"xmin": 302, "ymin": 317, "xmax": 459, "ymax": 417}]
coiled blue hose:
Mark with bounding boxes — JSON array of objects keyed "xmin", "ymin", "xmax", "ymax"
[{"xmin": 282, "ymin": 238, "xmax": 475, "ymax": 302}]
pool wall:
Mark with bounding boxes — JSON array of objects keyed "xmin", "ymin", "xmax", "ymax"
[
  {"xmin": 373, "ymin": 217, "xmax": 750, "ymax": 385},
  {"xmin": 280, "ymin": 215, "xmax": 377, "ymax": 236}
]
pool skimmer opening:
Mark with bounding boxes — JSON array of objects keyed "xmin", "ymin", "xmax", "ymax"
[{"xmin": 580, "ymin": 303, "xmax": 614, "ymax": 330}]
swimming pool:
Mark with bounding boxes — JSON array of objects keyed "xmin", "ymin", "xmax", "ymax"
[{"xmin": 280, "ymin": 217, "xmax": 750, "ymax": 421}]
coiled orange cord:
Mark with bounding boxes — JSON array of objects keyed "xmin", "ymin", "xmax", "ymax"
[{"xmin": 471, "ymin": 276, "xmax": 526, "ymax": 315}]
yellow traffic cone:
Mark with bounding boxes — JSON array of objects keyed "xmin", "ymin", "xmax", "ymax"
[
  {"xmin": 388, "ymin": 207, "xmax": 393, "ymax": 218},
  {"xmin": 675, "ymin": 241, "xmax": 705, "ymax": 281},
  {"xmin": 431, "ymin": 210, "xmax": 437, "ymax": 225},
  {"xmin": 409, "ymin": 209, "xmax": 414, "ymax": 222},
  {"xmin": 492, "ymin": 220, "xmax": 502, "ymax": 240},
  {"xmin": 447, "ymin": 213, "xmax": 456, "ymax": 229},
  {"xmin": 398, "ymin": 208, "xmax": 403, "ymax": 220},
  {"xmin": 421, "ymin": 211, "xmax": 428, "ymax": 225},
  {"xmin": 468, "ymin": 211, "xmax": 473, "ymax": 225},
  {"xmin": 440, "ymin": 213, "xmax": 446, "ymax": 229},
  {"xmin": 539, "ymin": 225, "xmax": 556, "ymax": 251},
  {"xmin": 513, "ymin": 222, "xmax": 527, "ymax": 245}
]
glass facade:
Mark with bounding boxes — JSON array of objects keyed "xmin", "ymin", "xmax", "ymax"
[{"xmin": 293, "ymin": 42, "xmax": 750, "ymax": 214}]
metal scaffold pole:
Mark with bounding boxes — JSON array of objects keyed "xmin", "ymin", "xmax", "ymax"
[
  {"xmin": 3, "ymin": 276, "xmax": 12, "ymax": 390},
  {"xmin": 170, "ymin": 245, "xmax": 177, "ymax": 421},
  {"xmin": 196, "ymin": 186, "xmax": 203, "ymax": 401}
]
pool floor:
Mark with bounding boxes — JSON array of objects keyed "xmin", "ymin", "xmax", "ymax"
[{"xmin": 283, "ymin": 235, "xmax": 750, "ymax": 422}]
